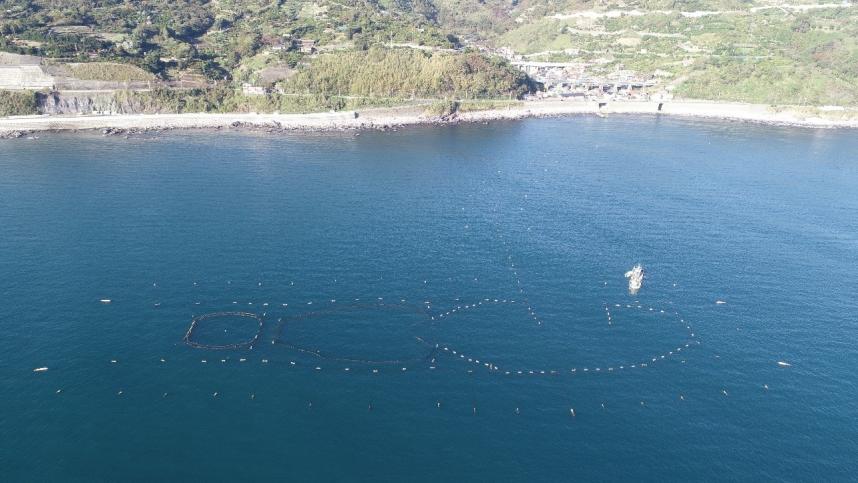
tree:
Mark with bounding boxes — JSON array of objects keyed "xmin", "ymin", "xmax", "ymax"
[{"xmin": 141, "ymin": 51, "xmax": 165, "ymax": 74}]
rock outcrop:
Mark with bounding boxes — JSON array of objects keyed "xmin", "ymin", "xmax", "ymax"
[{"xmin": 37, "ymin": 91, "xmax": 152, "ymax": 115}]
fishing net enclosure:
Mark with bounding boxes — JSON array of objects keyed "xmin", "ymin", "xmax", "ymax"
[
  {"xmin": 432, "ymin": 298, "xmax": 696, "ymax": 375},
  {"xmin": 273, "ymin": 302, "xmax": 436, "ymax": 364},
  {"xmin": 184, "ymin": 311, "xmax": 264, "ymax": 349}
]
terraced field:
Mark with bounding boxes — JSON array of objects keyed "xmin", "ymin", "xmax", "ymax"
[{"xmin": 492, "ymin": 2, "xmax": 858, "ymax": 104}]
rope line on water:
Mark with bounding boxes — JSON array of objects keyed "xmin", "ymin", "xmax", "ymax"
[{"xmin": 271, "ymin": 301, "xmax": 438, "ymax": 365}]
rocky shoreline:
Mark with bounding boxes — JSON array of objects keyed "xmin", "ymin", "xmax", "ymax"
[{"xmin": 2, "ymin": 100, "xmax": 858, "ymax": 138}]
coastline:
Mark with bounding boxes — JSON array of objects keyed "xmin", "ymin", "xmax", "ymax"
[{"xmin": 2, "ymin": 99, "xmax": 858, "ymax": 136}]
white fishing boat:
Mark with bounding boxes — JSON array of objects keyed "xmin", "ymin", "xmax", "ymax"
[{"xmin": 624, "ymin": 264, "xmax": 645, "ymax": 294}]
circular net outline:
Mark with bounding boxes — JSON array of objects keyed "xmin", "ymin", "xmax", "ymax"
[
  {"xmin": 422, "ymin": 217, "xmax": 700, "ymax": 375},
  {"xmin": 183, "ymin": 311, "xmax": 264, "ymax": 350},
  {"xmin": 431, "ymin": 298, "xmax": 697, "ymax": 375}
]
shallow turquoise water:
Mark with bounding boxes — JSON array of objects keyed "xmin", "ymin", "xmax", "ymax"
[{"xmin": 1, "ymin": 117, "xmax": 857, "ymax": 481}]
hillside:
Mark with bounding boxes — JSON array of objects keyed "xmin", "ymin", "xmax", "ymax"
[
  {"xmin": 2, "ymin": 0, "xmax": 858, "ymax": 112},
  {"xmin": 487, "ymin": 1, "xmax": 858, "ymax": 105}
]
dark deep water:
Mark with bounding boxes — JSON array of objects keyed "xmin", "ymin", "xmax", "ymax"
[{"xmin": 1, "ymin": 117, "xmax": 857, "ymax": 481}]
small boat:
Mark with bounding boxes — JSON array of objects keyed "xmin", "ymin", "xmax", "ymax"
[
  {"xmin": 33, "ymin": 367, "xmax": 48, "ymax": 372},
  {"xmin": 777, "ymin": 361, "xmax": 791, "ymax": 367},
  {"xmin": 715, "ymin": 300, "xmax": 727, "ymax": 305},
  {"xmin": 624, "ymin": 264, "xmax": 645, "ymax": 294},
  {"xmin": 100, "ymin": 299, "xmax": 112, "ymax": 304}
]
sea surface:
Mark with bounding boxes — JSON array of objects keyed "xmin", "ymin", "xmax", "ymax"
[{"xmin": 1, "ymin": 117, "xmax": 857, "ymax": 481}]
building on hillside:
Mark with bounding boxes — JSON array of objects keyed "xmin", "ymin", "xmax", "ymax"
[
  {"xmin": 297, "ymin": 39, "xmax": 316, "ymax": 54},
  {"xmin": 241, "ymin": 83, "xmax": 267, "ymax": 96}
]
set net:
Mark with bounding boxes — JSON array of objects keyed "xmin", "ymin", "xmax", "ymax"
[{"xmin": 183, "ymin": 311, "xmax": 264, "ymax": 350}]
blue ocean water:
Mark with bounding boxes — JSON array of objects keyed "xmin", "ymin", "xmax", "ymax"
[{"xmin": 1, "ymin": 117, "xmax": 857, "ymax": 481}]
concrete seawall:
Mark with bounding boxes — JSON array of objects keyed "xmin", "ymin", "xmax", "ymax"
[{"xmin": 2, "ymin": 100, "xmax": 857, "ymax": 134}]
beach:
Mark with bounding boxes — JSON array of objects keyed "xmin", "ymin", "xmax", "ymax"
[{"xmin": 2, "ymin": 99, "xmax": 858, "ymax": 135}]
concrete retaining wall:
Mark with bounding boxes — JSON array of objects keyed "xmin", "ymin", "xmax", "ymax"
[{"xmin": 0, "ymin": 66, "xmax": 55, "ymax": 90}]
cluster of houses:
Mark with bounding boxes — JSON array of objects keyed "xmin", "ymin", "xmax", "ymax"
[
  {"xmin": 514, "ymin": 60, "xmax": 662, "ymax": 100},
  {"xmin": 471, "ymin": 43, "xmax": 668, "ymax": 101},
  {"xmin": 269, "ymin": 36, "xmax": 316, "ymax": 54}
]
